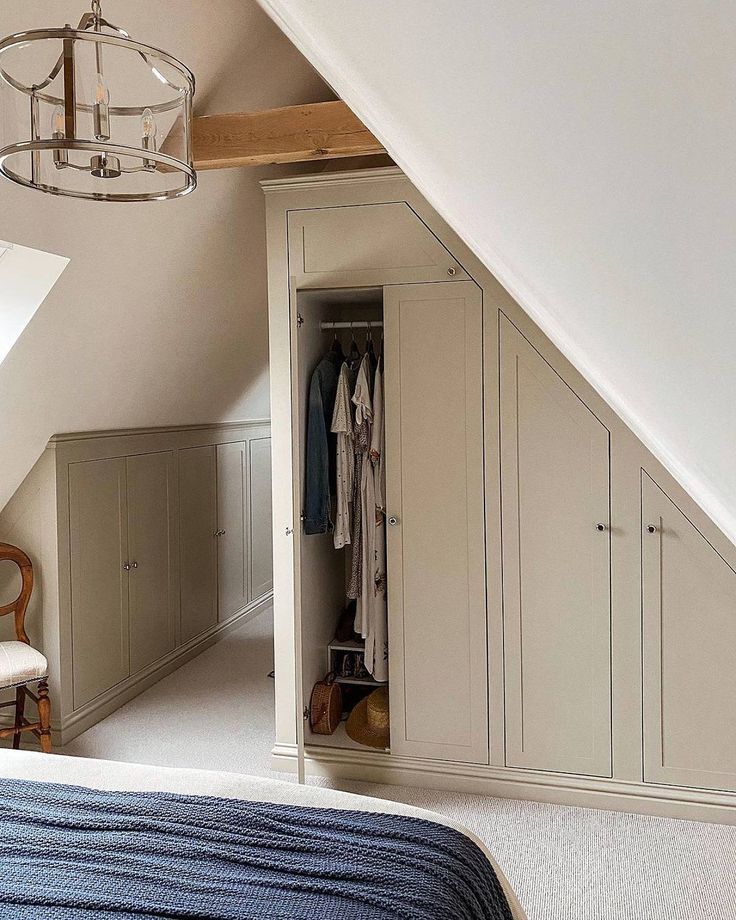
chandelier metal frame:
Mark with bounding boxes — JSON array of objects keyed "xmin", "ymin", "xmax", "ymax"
[{"xmin": 0, "ymin": 1, "xmax": 196, "ymax": 202}]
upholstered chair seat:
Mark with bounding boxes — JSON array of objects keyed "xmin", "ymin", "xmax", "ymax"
[{"xmin": 0, "ymin": 642, "xmax": 48, "ymax": 690}]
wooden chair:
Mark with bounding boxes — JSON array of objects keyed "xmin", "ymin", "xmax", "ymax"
[{"xmin": 0, "ymin": 543, "xmax": 51, "ymax": 753}]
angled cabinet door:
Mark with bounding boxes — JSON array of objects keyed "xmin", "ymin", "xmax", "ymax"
[
  {"xmin": 69, "ymin": 458, "xmax": 129, "ymax": 708},
  {"xmin": 217, "ymin": 441, "xmax": 248, "ymax": 621},
  {"xmin": 500, "ymin": 316, "xmax": 612, "ymax": 777},
  {"xmin": 179, "ymin": 446, "xmax": 218, "ymax": 643},
  {"xmin": 385, "ymin": 281, "xmax": 488, "ymax": 764},
  {"xmin": 642, "ymin": 473, "xmax": 736, "ymax": 792},
  {"xmin": 288, "ymin": 203, "xmax": 466, "ymax": 289},
  {"xmin": 127, "ymin": 452, "xmax": 178, "ymax": 674}
]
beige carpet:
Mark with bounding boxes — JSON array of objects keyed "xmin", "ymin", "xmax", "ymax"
[{"xmin": 56, "ymin": 607, "xmax": 736, "ymax": 920}]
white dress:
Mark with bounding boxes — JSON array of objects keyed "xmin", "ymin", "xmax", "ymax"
[
  {"xmin": 330, "ymin": 362, "xmax": 354, "ymax": 550},
  {"xmin": 365, "ymin": 359, "xmax": 388, "ymax": 681}
]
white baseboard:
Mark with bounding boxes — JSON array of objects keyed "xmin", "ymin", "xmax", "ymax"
[
  {"xmin": 58, "ymin": 594, "xmax": 273, "ymax": 745},
  {"xmin": 271, "ymin": 741, "xmax": 736, "ymax": 825}
]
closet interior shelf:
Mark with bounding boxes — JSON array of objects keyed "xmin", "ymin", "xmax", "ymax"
[{"xmin": 319, "ymin": 320, "xmax": 384, "ymax": 331}]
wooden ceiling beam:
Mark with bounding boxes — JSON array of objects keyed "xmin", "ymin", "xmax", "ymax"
[{"xmin": 190, "ymin": 100, "xmax": 385, "ymax": 170}]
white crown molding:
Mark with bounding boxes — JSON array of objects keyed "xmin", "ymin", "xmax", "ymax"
[{"xmin": 48, "ymin": 418, "xmax": 271, "ymax": 444}]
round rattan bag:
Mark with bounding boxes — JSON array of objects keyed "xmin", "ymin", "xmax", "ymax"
[{"xmin": 309, "ymin": 672, "xmax": 342, "ymax": 735}]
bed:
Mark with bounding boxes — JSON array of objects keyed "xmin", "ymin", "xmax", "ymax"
[{"xmin": 0, "ymin": 750, "xmax": 526, "ymax": 919}]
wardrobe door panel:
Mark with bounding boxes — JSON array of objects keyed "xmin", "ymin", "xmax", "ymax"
[
  {"xmin": 249, "ymin": 437, "xmax": 273, "ymax": 601},
  {"xmin": 642, "ymin": 473, "xmax": 736, "ymax": 792},
  {"xmin": 127, "ymin": 452, "xmax": 178, "ymax": 674},
  {"xmin": 288, "ymin": 204, "xmax": 465, "ymax": 289},
  {"xmin": 217, "ymin": 441, "xmax": 247, "ymax": 620},
  {"xmin": 69, "ymin": 458, "xmax": 129, "ymax": 708},
  {"xmin": 179, "ymin": 446, "xmax": 218, "ymax": 643},
  {"xmin": 500, "ymin": 315, "xmax": 612, "ymax": 777},
  {"xmin": 385, "ymin": 281, "xmax": 488, "ymax": 764}
]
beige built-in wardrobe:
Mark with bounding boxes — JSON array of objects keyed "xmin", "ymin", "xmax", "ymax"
[
  {"xmin": 264, "ymin": 168, "xmax": 736, "ymax": 824},
  {"xmin": 0, "ymin": 422, "xmax": 273, "ymax": 744}
]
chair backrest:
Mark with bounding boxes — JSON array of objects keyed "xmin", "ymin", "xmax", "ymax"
[{"xmin": 0, "ymin": 543, "xmax": 33, "ymax": 645}]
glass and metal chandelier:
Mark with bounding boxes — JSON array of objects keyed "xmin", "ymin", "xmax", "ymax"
[{"xmin": 0, "ymin": 1, "xmax": 196, "ymax": 201}]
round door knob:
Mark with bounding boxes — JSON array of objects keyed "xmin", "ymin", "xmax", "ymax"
[
  {"xmin": 122, "ymin": 562, "xmax": 131, "ymax": 571},
  {"xmin": 596, "ymin": 522, "xmax": 607, "ymax": 532},
  {"xmin": 130, "ymin": 561, "xmax": 138, "ymax": 569},
  {"xmin": 646, "ymin": 524, "xmax": 658, "ymax": 534},
  {"xmin": 388, "ymin": 516, "xmax": 398, "ymax": 526}
]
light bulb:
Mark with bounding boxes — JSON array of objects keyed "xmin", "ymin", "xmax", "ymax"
[
  {"xmin": 51, "ymin": 105, "xmax": 65, "ymax": 138},
  {"xmin": 51, "ymin": 105, "xmax": 67, "ymax": 168},
  {"xmin": 141, "ymin": 108, "xmax": 157, "ymax": 141},
  {"xmin": 93, "ymin": 72, "xmax": 111, "ymax": 141},
  {"xmin": 94, "ymin": 72, "xmax": 110, "ymax": 106}
]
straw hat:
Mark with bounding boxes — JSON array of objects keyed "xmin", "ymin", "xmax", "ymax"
[{"xmin": 346, "ymin": 687, "xmax": 390, "ymax": 749}]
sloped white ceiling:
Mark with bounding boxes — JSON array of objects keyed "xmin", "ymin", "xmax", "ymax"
[
  {"xmin": 257, "ymin": 0, "xmax": 736, "ymax": 545},
  {"xmin": 0, "ymin": 0, "xmax": 332, "ymax": 512}
]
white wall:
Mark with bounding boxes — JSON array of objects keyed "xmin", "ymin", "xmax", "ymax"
[
  {"xmin": 256, "ymin": 0, "xmax": 736, "ymax": 546},
  {"xmin": 0, "ymin": 0, "xmax": 332, "ymax": 511}
]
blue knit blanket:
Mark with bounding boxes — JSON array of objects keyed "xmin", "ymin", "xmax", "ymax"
[{"xmin": 0, "ymin": 778, "xmax": 514, "ymax": 919}]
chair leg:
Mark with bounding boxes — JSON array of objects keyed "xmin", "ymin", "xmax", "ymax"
[
  {"xmin": 37, "ymin": 680, "xmax": 52, "ymax": 754},
  {"xmin": 13, "ymin": 686, "xmax": 25, "ymax": 750}
]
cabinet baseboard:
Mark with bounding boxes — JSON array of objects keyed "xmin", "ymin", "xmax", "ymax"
[
  {"xmin": 56, "ymin": 594, "xmax": 273, "ymax": 745},
  {"xmin": 271, "ymin": 742, "xmax": 736, "ymax": 825}
]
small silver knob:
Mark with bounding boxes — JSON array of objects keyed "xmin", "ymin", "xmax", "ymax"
[
  {"xmin": 596, "ymin": 522, "xmax": 607, "ymax": 532},
  {"xmin": 122, "ymin": 562, "xmax": 131, "ymax": 571},
  {"xmin": 388, "ymin": 516, "xmax": 398, "ymax": 526},
  {"xmin": 646, "ymin": 524, "xmax": 657, "ymax": 534},
  {"xmin": 130, "ymin": 561, "xmax": 138, "ymax": 569}
]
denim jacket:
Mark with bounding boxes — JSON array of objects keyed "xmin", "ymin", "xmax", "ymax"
[{"xmin": 304, "ymin": 352, "xmax": 341, "ymax": 534}]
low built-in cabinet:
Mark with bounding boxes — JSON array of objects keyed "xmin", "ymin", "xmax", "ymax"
[
  {"xmin": 265, "ymin": 168, "xmax": 736, "ymax": 823},
  {"xmin": 1, "ymin": 422, "xmax": 272, "ymax": 744}
]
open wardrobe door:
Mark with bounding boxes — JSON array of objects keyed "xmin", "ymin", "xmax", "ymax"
[{"xmin": 384, "ymin": 281, "xmax": 489, "ymax": 764}]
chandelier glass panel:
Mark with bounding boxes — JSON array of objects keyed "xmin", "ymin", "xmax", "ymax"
[{"xmin": 0, "ymin": 2, "xmax": 196, "ymax": 201}]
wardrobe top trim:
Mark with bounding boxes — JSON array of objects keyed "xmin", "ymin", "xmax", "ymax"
[
  {"xmin": 48, "ymin": 419, "xmax": 271, "ymax": 445},
  {"xmin": 260, "ymin": 166, "xmax": 404, "ymax": 193}
]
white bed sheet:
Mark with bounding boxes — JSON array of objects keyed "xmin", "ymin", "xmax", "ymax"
[{"xmin": 0, "ymin": 751, "xmax": 526, "ymax": 920}]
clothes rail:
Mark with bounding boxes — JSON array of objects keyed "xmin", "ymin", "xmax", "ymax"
[{"xmin": 320, "ymin": 321, "xmax": 383, "ymax": 331}]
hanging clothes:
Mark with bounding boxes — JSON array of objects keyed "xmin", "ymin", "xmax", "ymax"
[
  {"xmin": 347, "ymin": 354, "xmax": 373, "ymax": 613},
  {"xmin": 303, "ymin": 351, "xmax": 341, "ymax": 535},
  {"xmin": 330, "ymin": 362, "xmax": 354, "ymax": 550},
  {"xmin": 365, "ymin": 357, "xmax": 388, "ymax": 681}
]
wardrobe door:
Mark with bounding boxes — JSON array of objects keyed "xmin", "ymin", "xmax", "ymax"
[
  {"xmin": 385, "ymin": 281, "xmax": 488, "ymax": 764},
  {"xmin": 288, "ymin": 204, "xmax": 465, "ymax": 289},
  {"xmin": 642, "ymin": 473, "xmax": 736, "ymax": 792},
  {"xmin": 248, "ymin": 437, "xmax": 273, "ymax": 601},
  {"xmin": 179, "ymin": 446, "xmax": 218, "ymax": 643},
  {"xmin": 69, "ymin": 458, "xmax": 129, "ymax": 708},
  {"xmin": 217, "ymin": 441, "xmax": 247, "ymax": 621},
  {"xmin": 127, "ymin": 452, "xmax": 178, "ymax": 674},
  {"xmin": 500, "ymin": 316, "xmax": 611, "ymax": 776}
]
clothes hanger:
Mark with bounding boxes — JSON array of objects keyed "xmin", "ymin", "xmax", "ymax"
[{"xmin": 330, "ymin": 329, "xmax": 345, "ymax": 361}]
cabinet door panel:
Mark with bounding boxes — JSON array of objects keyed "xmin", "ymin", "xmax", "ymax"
[
  {"xmin": 127, "ymin": 452, "xmax": 177, "ymax": 674},
  {"xmin": 179, "ymin": 446, "xmax": 218, "ymax": 643},
  {"xmin": 501, "ymin": 316, "xmax": 612, "ymax": 776},
  {"xmin": 643, "ymin": 473, "xmax": 736, "ymax": 792},
  {"xmin": 69, "ymin": 458, "xmax": 129, "ymax": 708},
  {"xmin": 385, "ymin": 281, "xmax": 488, "ymax": 764},
  {"xmin": 217, "ymin": 442, "xmax": 247, "ymax": 621},
  {"xmin": 288, "ymin": 204, "xmax": 465, "ymax": 289},
  {"xmin": 249, "ymin": 437, "xmax": 273, "ymax": 601}
]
